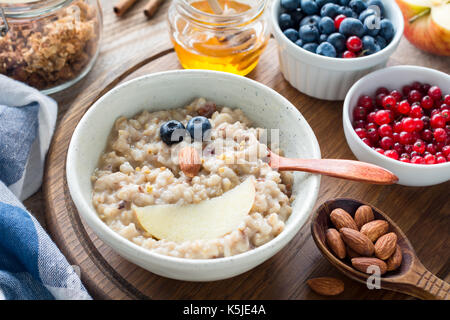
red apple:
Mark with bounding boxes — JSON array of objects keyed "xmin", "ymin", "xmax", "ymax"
[{"xmin": 395, "ymin": 0, "xmax": 450, "ymax": 56}]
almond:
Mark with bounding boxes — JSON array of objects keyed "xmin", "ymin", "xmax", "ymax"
[
  {"xmin": 346, "ymin": 245, "xmax": 359, "ymax": 259},
  {"xmin": 340, "ymin": 228, "xmax": 374, "ymax": 257},
  {"xmin": 330, "ymin": 208, "xmax": 358, "ymax": 231},
  {"xmin": 360, "ymin": 220, "xmax": 389, "ymax": 242},
  {"xmin": 325, "ymin": 228, "xmax": 346, "ymax": 259},
  {"xmin": 374, "ymin": 232, "xmax": 397, "ymax": 260},
  {"xmin": 179, "ymin": 146, "xmax": 201, "ymax": 178},
  {"xmin": 386, "ymin": 244, "xmax": 403, "ymax": 271},
  {"xmin": 351, "ymin": 257, "xmax": 387, "ymax": 275},
  {"xmin": 307, "ymin": 277, "xmax": 345, "ymax": 296},
  {"xmin": 354, "ymin": 205, "xmax": 374, "ymax": 229}
]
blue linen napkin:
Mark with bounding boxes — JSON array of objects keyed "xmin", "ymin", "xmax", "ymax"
[{"xmin": 0, "ymin": 75, "xmax": 91, "ymax": 300}]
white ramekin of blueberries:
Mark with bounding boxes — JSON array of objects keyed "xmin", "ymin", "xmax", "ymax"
[{"xmin": 270, "ymin": 0, "xmax": 404, "ymax": 100}]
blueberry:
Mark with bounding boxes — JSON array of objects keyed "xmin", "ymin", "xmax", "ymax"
[
  {"xmin": 359, "ymin": 8, "xmax": 376, "ymax": 22},
  {"xmin": 379, "ymin": 19, "xmax": 394, "ymax": 41},
  {"xmin": 327, "ymin": 32, "xmax": 346, "ymax": 52},
  {"xmin": 283, "ymin": 28, "xmax": 300, "ymax": 42},
  {"xmin": 316, "ymin": 42, "xmax": 337, "ymax": 57},
  {"xmin": 279, "ymin": 13, "xmax": 294, "ymax": 30},
  {"xmin": 281, "ymin": 0, "xmax": 298, "ymax": 11},
  {"xmin": 338, "ymin": 6, "xmax": 354, "ymax": 17},
  {"xmin": 160, "ymin": 120, "xmax": 186, "ymax": 145},
  {"xmin": 362, "ymin": 35, "xmax": 380, "ymax": 55},
  {"xmin": 321, "ymin": 3, "xmax": 340, "ymax": 18},
  {"xmin": 186, "ymin": 116, "xmax": 212, "ymax": 141},
  {"xmin": 319, "ymin": 16, "xmax": 336, "ymax": 34},
  {"xmin": 363, "ymin": 15, "xmax": 380, "ymax": 36},
  {"xmin": 295, "ymin": 39, "xmax": 304, "ymax": 47},
  {"xmin": 315, "ymin": 0, "xmax": 328, "ymax": 8},
  {"xmin": 367, "ymin": 0, "xmax": 385, "ymax": 16},
  {"xmin": 302, "ymin": 42, "xmax": 319, "ymax": 53},
  {"xmin": 349, "ymin": 0, "xmax": 367, "ymax": 14},
  {"xmin": 301, "ymin": 0, "xmax": 319, "ymax": 15},
  {"xmin": 300, "ymin": 15, "xmax": 321, "ymax": 28},
  {"xmin": 299, "ymin": 24, "xmax": 320, "ymax": 43},
  {"xmin": 339, "ymin": 17, "xmax": 364, "ymax": 37},
  {"xmin": 291, "ymin": 8, "xmax": 305, "ymax": 26},
  {"xmin": 338, "ymin": 0, "xmax": 350, "ymax": 5},
  {"xmin": 319, "ymin": 33, "xmax": 328, "ymax": 43},
  {"xmin": 375, "ymin": 35, "xmax": 387, "ymax": 49}
]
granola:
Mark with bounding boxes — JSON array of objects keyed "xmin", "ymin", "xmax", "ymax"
[{"xmin": 0, "ymin": 0, "xmax": 100, "ymax": 90}]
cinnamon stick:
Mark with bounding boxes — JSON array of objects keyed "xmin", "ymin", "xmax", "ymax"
[
  {"xmin": 114, "ymin": 0, "xmax": 139, "ymax": 16},
  {"xmin": 144, "ymin": 0, "xmax": 164, "ymax": 18}
]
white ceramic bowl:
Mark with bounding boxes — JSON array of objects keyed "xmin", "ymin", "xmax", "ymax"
[
  {"xmin": 270, "ymin": 0, "xmax": 404, "ymax": 101},
  {"xmin": 343, "ymin": 65, "xmax": 450, "ymax": 187},
  {"xmin": 67, "ymin": 70, "xmax": 321, "ymax": 281}
]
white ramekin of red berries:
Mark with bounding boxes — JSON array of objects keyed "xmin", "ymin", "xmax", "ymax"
[
  {"xmin": 343, "ymin": 65, "xmax": 450, "ymax": 186},
  {"xmin": 270, "ymin": 0, "xmax": 404, "ymax": 100}
]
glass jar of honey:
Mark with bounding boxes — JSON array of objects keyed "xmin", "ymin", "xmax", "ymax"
[{"xmin": 168, "ymin": 0, "xmax": 269, "ymax": 76}]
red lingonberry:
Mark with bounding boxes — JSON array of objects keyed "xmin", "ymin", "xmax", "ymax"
[
  {"xmin": 346, "ymin": 36, "xmax": 362, "ymax": 52},
  {"xmin": 399, "ymin": 131, "xmax": 412, "ymax": 144},
  {"xmin": 436, "ymin": 156, "xmax": 447, "ymax": 163},
  {"xmin": 374, "ymin": 110, "xmax": 391, "ymax": 125},
  {"xmin": 390, "ymin": 90, "xmax": 402, "ymax": 102},
  {"xmin": 393, "ymin": 121, "xmax": 403, "ymax": 133},
  {"xmin": 413, "ymin": 118, "xmax": 424, "ymax": 132},
  {"xmin": 384, "ymin": 149, "xmax": 399, "ymax": 160},
  {"xmin": 353, "ymin": 106, "xmax": 367, "ymax": 121},
  {"xmin": 393, "ymin": 142, "xmax": 404, "ymax": 154},
  {"xmin": 444, "ymin": 95, "xmax": 450, "ymax": 105},
  {"xmin": 342, "ymin": 51, "xmax": 356, "ymax": 58},
  {"xmin": 413, "ymin": 139, "xmax": 426, "ymax": 154},
  {"xmin": 376, "ymin": 87, "xmax": 390, "ymax": 96},
  {"xmin": 442, "ymin": 145, "xmax": 450, "ymax": 158},
  {"xmin": 362, "ymin": 137, "xmax": 372, "ymax": 147},
  {"xmin": 397, "ymin": 100, "xmax": 411, "ymax": 115},
  {"xmin": 434, "ymin": 128, "xmax": 447, "ymax": 142},
  {"xmin": 382, "ymin": 95, "xmax": 396, "ymax": 110},
  {"xmin": 378, "ymin": 124, "xmax": 393, "ymax": 137},
  {"xmin": 358, "ymin": 95, "xmax": 373, "ymax": 110},
  {"xmin": 401, "ymin": 117, "xmax": 416, "ymax": 132},
  {"xmin": 375, "ymin": 148, "xmax": 384, "ymax": 154},
  {"xmin": 420, "ymin": 129, "xmax": 433, "ymax": 142},
  {"xmin": 424, "ymin": 154, "xmax": 436, "ymax": 164},
  {"xmin": 408, "ymin": 90, "xmax": 422, "ymax": 103},
  {"xmin": 375, "ymin": 93, "xmax": 386, "ymax": 107},
  {"xmin": 402, "ymin": 85, "xmax": 412, "ymax": 96},
  {"xmin": 428, "ymin": 85, "xmax": 442, "ymax": 100},
  {"xmin": 355, "ymin": 128, "xmax": 367, "ymax": 139},
  {"xmin": 367, "ymin": 127, "xmax": 378, "ymax": 141},
  {"xmin": 430, "ymin": 114, "xmax": 446, "ymax": 128},
  {"xmin": 421, "ymin": 116, "xmax": 430, "ymax": 128},
  {"xmin": 334, "ymin": 14, "xmax": 346, "ymax": 29},
  {"xmin": 426, "ymin": 143, "xmax": 437, "ymax": 154},
  {"xmin": 441, "ymin": 109, "xmax": 449, "ymax": 122},
  {"xmin": 421, "ymin": 96, "xmax": 434, "ymax": 109},
  {"xmin": 411, "ymin": 156, "xmax": 425, "ymax": 164},
  {"xmin": 380, "ymin": 136, "xmax": 394, "ymax": 150},
  {"xmin": 409, "ymin": 104, "xmax": 424, "ymax": 118},
  {"xmin": 411, "ymin": 81, "xmax": 422, "ymax": 91},
  {"xmin": 400, "ymin": 157, "xmax": 411, "ymax": 163},
  {"xmin": 420, "ymin": 83, "xmax": 431, "ymax": 95}
]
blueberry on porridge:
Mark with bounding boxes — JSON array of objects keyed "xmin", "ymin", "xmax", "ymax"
[{"xmin": 91, "ymin": 98, "xmax": 294, "ymax": 259}]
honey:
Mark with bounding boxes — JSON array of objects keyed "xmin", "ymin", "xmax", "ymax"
[{"xmin": 168, "ymin": 0, "xmax": 269, "ymax": 76}]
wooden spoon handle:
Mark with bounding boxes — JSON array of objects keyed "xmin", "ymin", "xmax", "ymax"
[
  {"xmin": 399, "ymin": 262, "xmax": 450, "ymax": 300},
  {"xmin": 274, "ymin": 158, "xmax": 398, "ymax": 185}
]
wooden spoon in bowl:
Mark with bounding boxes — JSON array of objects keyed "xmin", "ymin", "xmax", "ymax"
[
  {"xmin": 268, "ymin": 151, "xmax": 398, "ymax": 185},
  {"xmin": 311, "ymin": 198, "xmax": 449, "ymax": 300}
]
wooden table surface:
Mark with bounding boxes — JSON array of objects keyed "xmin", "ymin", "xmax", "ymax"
[{"xmin": 25, "ymin": 0, "xmax": 450, "ymax": 299}]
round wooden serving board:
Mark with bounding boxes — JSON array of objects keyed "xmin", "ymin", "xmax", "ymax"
[{"xmin": 44, "ymin": 40, "xmax": 450, "ymax": 300}]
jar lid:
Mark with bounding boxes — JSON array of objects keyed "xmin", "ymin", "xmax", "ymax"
[{"xmin": 0, "ymin": 0, "xmax": 72, "ymax": 18}]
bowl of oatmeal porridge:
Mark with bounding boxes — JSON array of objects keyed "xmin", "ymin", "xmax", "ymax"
[{"xmin": 67, "ymin": 70, "xmax": 321, "ymax": 281}]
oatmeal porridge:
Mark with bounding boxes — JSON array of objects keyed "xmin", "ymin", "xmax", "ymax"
[{"xmin": 91, "ymin": 98, "xmax": 294, "ymax": 259}]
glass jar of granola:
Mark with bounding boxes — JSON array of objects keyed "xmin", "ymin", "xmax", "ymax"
[{"xmin": 0, "ymin": 0, "xmax": 102, "ymax": 94}]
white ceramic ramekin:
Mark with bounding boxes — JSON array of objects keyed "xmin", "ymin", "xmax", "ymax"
[
  {"xmin": 67, "ymin": 70, "xmax": 321, "ymax": 281},
  {"xmin": 343, "ymin": 65, "xmax": 450, "ymax": 187},
  {"xmin": 270, "ymin": 0, "xmax": 404, "ymax": 101}
]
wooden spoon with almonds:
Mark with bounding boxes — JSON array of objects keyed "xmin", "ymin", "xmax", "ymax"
[{"xmin": 311, "ymin": 198, "xmax": 450, "ymax": 300}]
